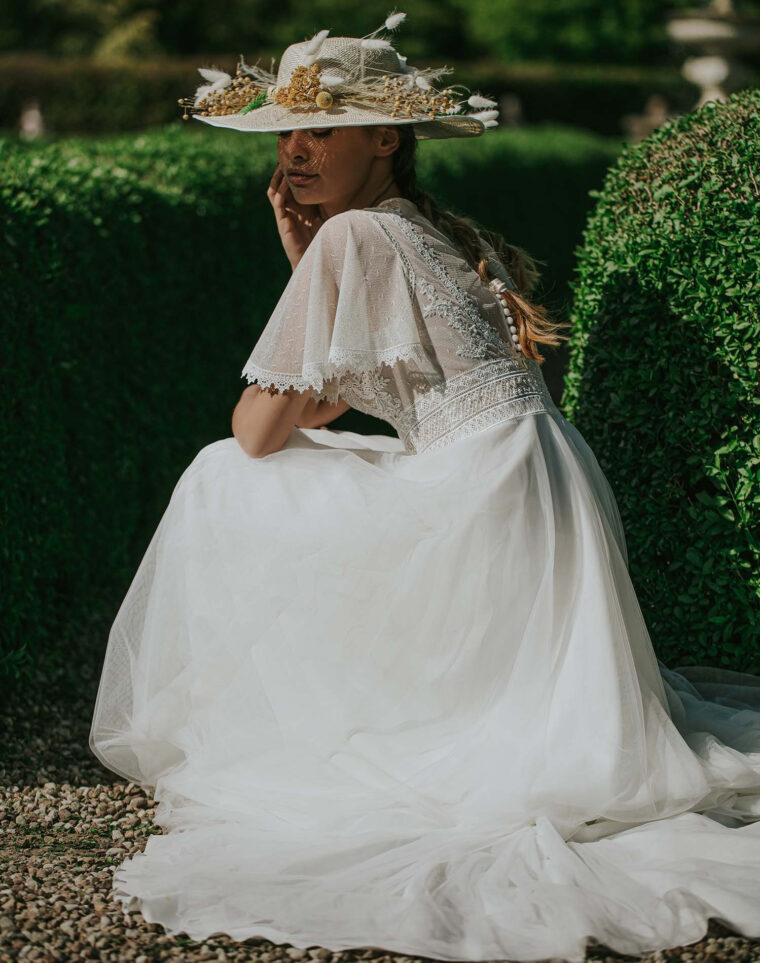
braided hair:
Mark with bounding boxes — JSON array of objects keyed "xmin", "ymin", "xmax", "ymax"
[{"xmin": 391, "ymin": 124, "xmax": 570, "ymax": 363}]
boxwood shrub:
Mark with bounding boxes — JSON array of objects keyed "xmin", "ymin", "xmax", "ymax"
[{"xmin": 562, "ymin": 87, "xmax": 760, "ymax": 672}]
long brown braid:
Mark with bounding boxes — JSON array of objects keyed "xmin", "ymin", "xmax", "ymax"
[{"xmin": 390, "ymin": 124, "xmax": 570, "ymax": 363}]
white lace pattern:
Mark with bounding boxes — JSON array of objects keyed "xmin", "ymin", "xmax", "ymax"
[
  {"xmin": 370, "ymin": 209, "xmax": 513, "ymax": 361},
  {"xmin": 397, "ymin": 357, "xmax": 558, "ymax": 455},
  {"xmin": 241, "ymin": 198, "xmax": 557, "ymax": 453}
]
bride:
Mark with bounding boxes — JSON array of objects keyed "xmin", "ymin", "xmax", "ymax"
[{"xmin": 90, "ymin": 15, "xmax": 760, "ymax": 962}]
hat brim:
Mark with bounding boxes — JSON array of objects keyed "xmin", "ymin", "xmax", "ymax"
[{"xmin": 191, "ymin": 101, "xmax": 486, "ymax": 139}]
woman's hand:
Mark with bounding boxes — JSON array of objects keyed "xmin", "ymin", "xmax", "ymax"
[{"xmin": 267, "ymin": 163, "xmax": 325, "ymax": 271}]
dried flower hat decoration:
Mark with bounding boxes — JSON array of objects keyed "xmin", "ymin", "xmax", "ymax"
[{"xmin": 177, "ymin": 11, "xmax": 499, "ymax": 140}]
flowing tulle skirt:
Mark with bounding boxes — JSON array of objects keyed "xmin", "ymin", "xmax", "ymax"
[{"xmin": 89, "ymin": 410, "xmax": 760, "ymax": 962}]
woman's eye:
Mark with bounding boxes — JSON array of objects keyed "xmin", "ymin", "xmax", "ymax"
[{"xmin": 277, "ymin": 128, "xmax": 333, "ymax": 138}]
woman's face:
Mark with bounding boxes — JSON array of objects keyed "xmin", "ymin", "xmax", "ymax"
[{"xmin": 275, "ymin": 124, "xmax": 400, "ymax": 212}]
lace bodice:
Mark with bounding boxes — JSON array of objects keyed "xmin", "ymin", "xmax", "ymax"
[{"xmin": 241, "ymin": 196, "xmax": 558, "ymax": 454}]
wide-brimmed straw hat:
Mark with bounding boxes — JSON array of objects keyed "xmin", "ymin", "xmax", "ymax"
[{"xmin": 178, "ymin": 11, "xmax": 499, "ymax": 140}]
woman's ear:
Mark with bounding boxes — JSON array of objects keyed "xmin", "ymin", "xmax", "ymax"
[{"xmin": 374, "ymin": 125, "xmax": 401, "ymax": 158}]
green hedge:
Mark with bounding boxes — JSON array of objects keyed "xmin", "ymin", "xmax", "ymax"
[
  {"xmin": 0, "ymin": 53, "xmax": 707, "ymax": 137},
  {"xmin": 562, "ymin": 87, "xmax": 760, "ymax": 672},
  {"xmin": 0, "ymin": 123, "xmax": 622, "ymax": 685}
]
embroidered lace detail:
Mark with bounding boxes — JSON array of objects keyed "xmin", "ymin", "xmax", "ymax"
[
  {"xmin": 371, "ymin": 210, "xmax": 513, "ymax": 361},
  {"xmin": 370, "ymin": 216, "xmax": 417, "ymax": 301},
  {"xmin": 337, "ymin": 362, "xmax": 448, "ymax": 429},
  {"xmin": 243, "ymin": 202, "xmax": 557, "ymax": 455},
  {"xmin": 337, "ymin": 368, "xmax": 406, "ymax": 425},
  {"xmin": 241, "ymin": 342, "xmax": 437, "ymax": 405},
  {"xmin": 396, "ymin": 358, "xmax": 559, "ymax": 455}
]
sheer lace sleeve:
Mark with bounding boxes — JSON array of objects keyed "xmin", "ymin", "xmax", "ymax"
[{"xmin": 240, "ymin": 208, "xmax": 444, "ymax": 405}]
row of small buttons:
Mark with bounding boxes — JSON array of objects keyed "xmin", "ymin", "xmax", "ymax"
[{"xmin": 488, "ymin": 278, "xmax": 522, "ymax": 352}]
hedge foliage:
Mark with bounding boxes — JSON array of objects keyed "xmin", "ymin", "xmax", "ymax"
[
  {"xmin": 0, "ymin": 122, "xmax": 621, "ymax": 685},
  {"xmin": 0, "ymin": 53, "xmax": 705, "ymax": 137},
  {"xmin": 562, "ymin": 87, "xmax": 760, "ymax": 672}
]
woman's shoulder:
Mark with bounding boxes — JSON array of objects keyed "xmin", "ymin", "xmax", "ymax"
[
  {"xmin": 315, "ymin": 198, "xmax": 427, "ymax": 243},
  {"xmin": 307, "ymin": 198, "xmax": 472, "ymax": 289},
  {"xmin": 306, "ymin": 206, "xmax": 397, "ymax": 260},
  {"xmin": 316, "ymin": 204, "xmax": 396, "ymax": 239},
  {"xmin": 306, "ymin": 203, "xmax": 418, "ymax": 272}
]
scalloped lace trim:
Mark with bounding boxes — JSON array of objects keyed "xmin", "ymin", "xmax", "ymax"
[
  {"xmin": 241, "ymin": 342, "xmax": 440, "ymax": 405},
  {"xmin": 243, "ymin": 353, "xmax": 558, "ymax": 454}
]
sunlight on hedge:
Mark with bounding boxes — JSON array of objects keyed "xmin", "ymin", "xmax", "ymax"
[{"xmin": 563, "ymin": 87, "xmax": 760, "ymax": 670}]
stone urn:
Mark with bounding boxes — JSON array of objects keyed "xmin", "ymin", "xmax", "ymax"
[{"xmin": 666, "ymin": 0, "xmax": 760, "ymax": 107}]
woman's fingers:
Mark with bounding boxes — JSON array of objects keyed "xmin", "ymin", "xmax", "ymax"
[
  {"xmin": 267, "ymin": 166, "xmax": 287, "ymax": 210},
  {"xmin": 269, "ymin": 165, "xmax": 318, "ymax": 232},
  {"xmin": 267, "ymin": 164, "xmax": 320, "ymax": 265},
  {"xmin": 270, "ymin": 178, "xmax": 293, "ymax": 229}
]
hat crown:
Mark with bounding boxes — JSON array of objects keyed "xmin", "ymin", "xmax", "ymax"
[{"xmin": 276, "ymin": 36, "xmax": 405, "ymax": 87}]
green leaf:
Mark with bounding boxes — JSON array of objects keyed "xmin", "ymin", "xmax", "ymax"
[{"xmin": 241, "ymin": 90, "xmax": 267, "ymax": 114}]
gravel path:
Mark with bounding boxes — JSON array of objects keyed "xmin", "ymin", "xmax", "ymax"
[{"xmin": 2, "ymin": 650, "xmax": 760, "ymax": 963}]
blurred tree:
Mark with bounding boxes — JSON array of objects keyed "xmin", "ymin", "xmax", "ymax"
[
  {"xmin": 0, "ymin": 0, "xmax": 39, "ymax": 50},
  {"xmin": 4, "ymin": 0, "xmax": 760, "ymax": 63},
  {"xmin": 3, "ymin": 0, "xmax": 482, "ymax": 59},
  {"xmin": 93, "ymin": 3, "xmax": 163, "ymax": 60},
  {"xmin": 155, "ymin": 0, "xmax": 281, "ymax": 57},
  {"xmin": 457, "ymin": 0, "xmax": 663, "ymax": 65},
  {"xmin": 35, "ymin": 0, "xmax": 104, "ymax": 56},
  {"xmin": 262, "ymin": 0, "xmax": 475, "ymax": 60},
  {"xmin": 453, "ymin": 0, "xmax": 760, "ymax": 66}
]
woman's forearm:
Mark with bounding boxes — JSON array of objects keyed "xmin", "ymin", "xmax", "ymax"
[
  {"xmin": 232, "ymin": 384, "xmax": 313, "ymax": 457},
  {"xmin": 300, "ymin": 397, "xmax": 351, "ymax": 428},
  {"xmin": 294, "ymin": 396, "xmax": 321, "ymax": 428}
]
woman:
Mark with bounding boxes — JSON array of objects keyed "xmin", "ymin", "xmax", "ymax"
[{"xmin": 90, "ymin": 15, "xmax": 760, "ymax": 962}]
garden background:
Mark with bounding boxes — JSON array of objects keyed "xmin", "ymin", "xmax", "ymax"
[
  {"xmin": 1, "ymin": 2, "xmax": 759, "ymax": 956},
  {"xmin": 3, "ymin": 0, "xmax": 760, "ymax": 682}
]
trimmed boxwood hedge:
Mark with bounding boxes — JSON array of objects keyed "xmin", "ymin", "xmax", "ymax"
[
  {"xmin": 0, "ymin": 122, "xmax": 621, "ymax": 685},
  {"xmin": 562, "ymin": 87, "xmax": 760, "ymax": 672}
]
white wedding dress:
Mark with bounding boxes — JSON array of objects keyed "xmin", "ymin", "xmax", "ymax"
[{"xmin": 89, "ymin": 197, "xmax": 760, "ymax": 962}]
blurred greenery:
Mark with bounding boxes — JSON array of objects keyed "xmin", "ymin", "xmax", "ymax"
[
  {"xmin": 3, "ymin": 0, "xmax": 760, "ymax": 64},
  {"xmin": 460, "ymin": 0, "xmax": 760, "ymax": 65},
  {"xmin": 0, "ymin": 53, "xmax": 707, "ymax": 137},
  {"xmin": 0, "ymin": 121, "xmax": 622, "ymax": 684},
  {"xmin": 563, "ymin": 86, "xmax": 760, "ymax": 671}
]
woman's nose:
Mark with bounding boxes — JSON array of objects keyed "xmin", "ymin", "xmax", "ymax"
[{"xmin": 284, "ymin": 130, "xmax": 312, "ymax": 160}]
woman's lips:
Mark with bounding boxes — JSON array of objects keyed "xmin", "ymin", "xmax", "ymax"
[{"xmin": 288, "ymin": 173, "xmax": 317, "ymax": 185}]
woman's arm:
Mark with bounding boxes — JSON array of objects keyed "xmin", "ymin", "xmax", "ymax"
[
  {"xmin": 232, "ymin": 385, "xmax": 353, "ymax": 457},
  {"xmin": 232, "ymin": 384, "xmax": 315, "ymax": 458},
  {"xmin": 296, "ymin": 396, "xmax": 352, "ymax": 429}
]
